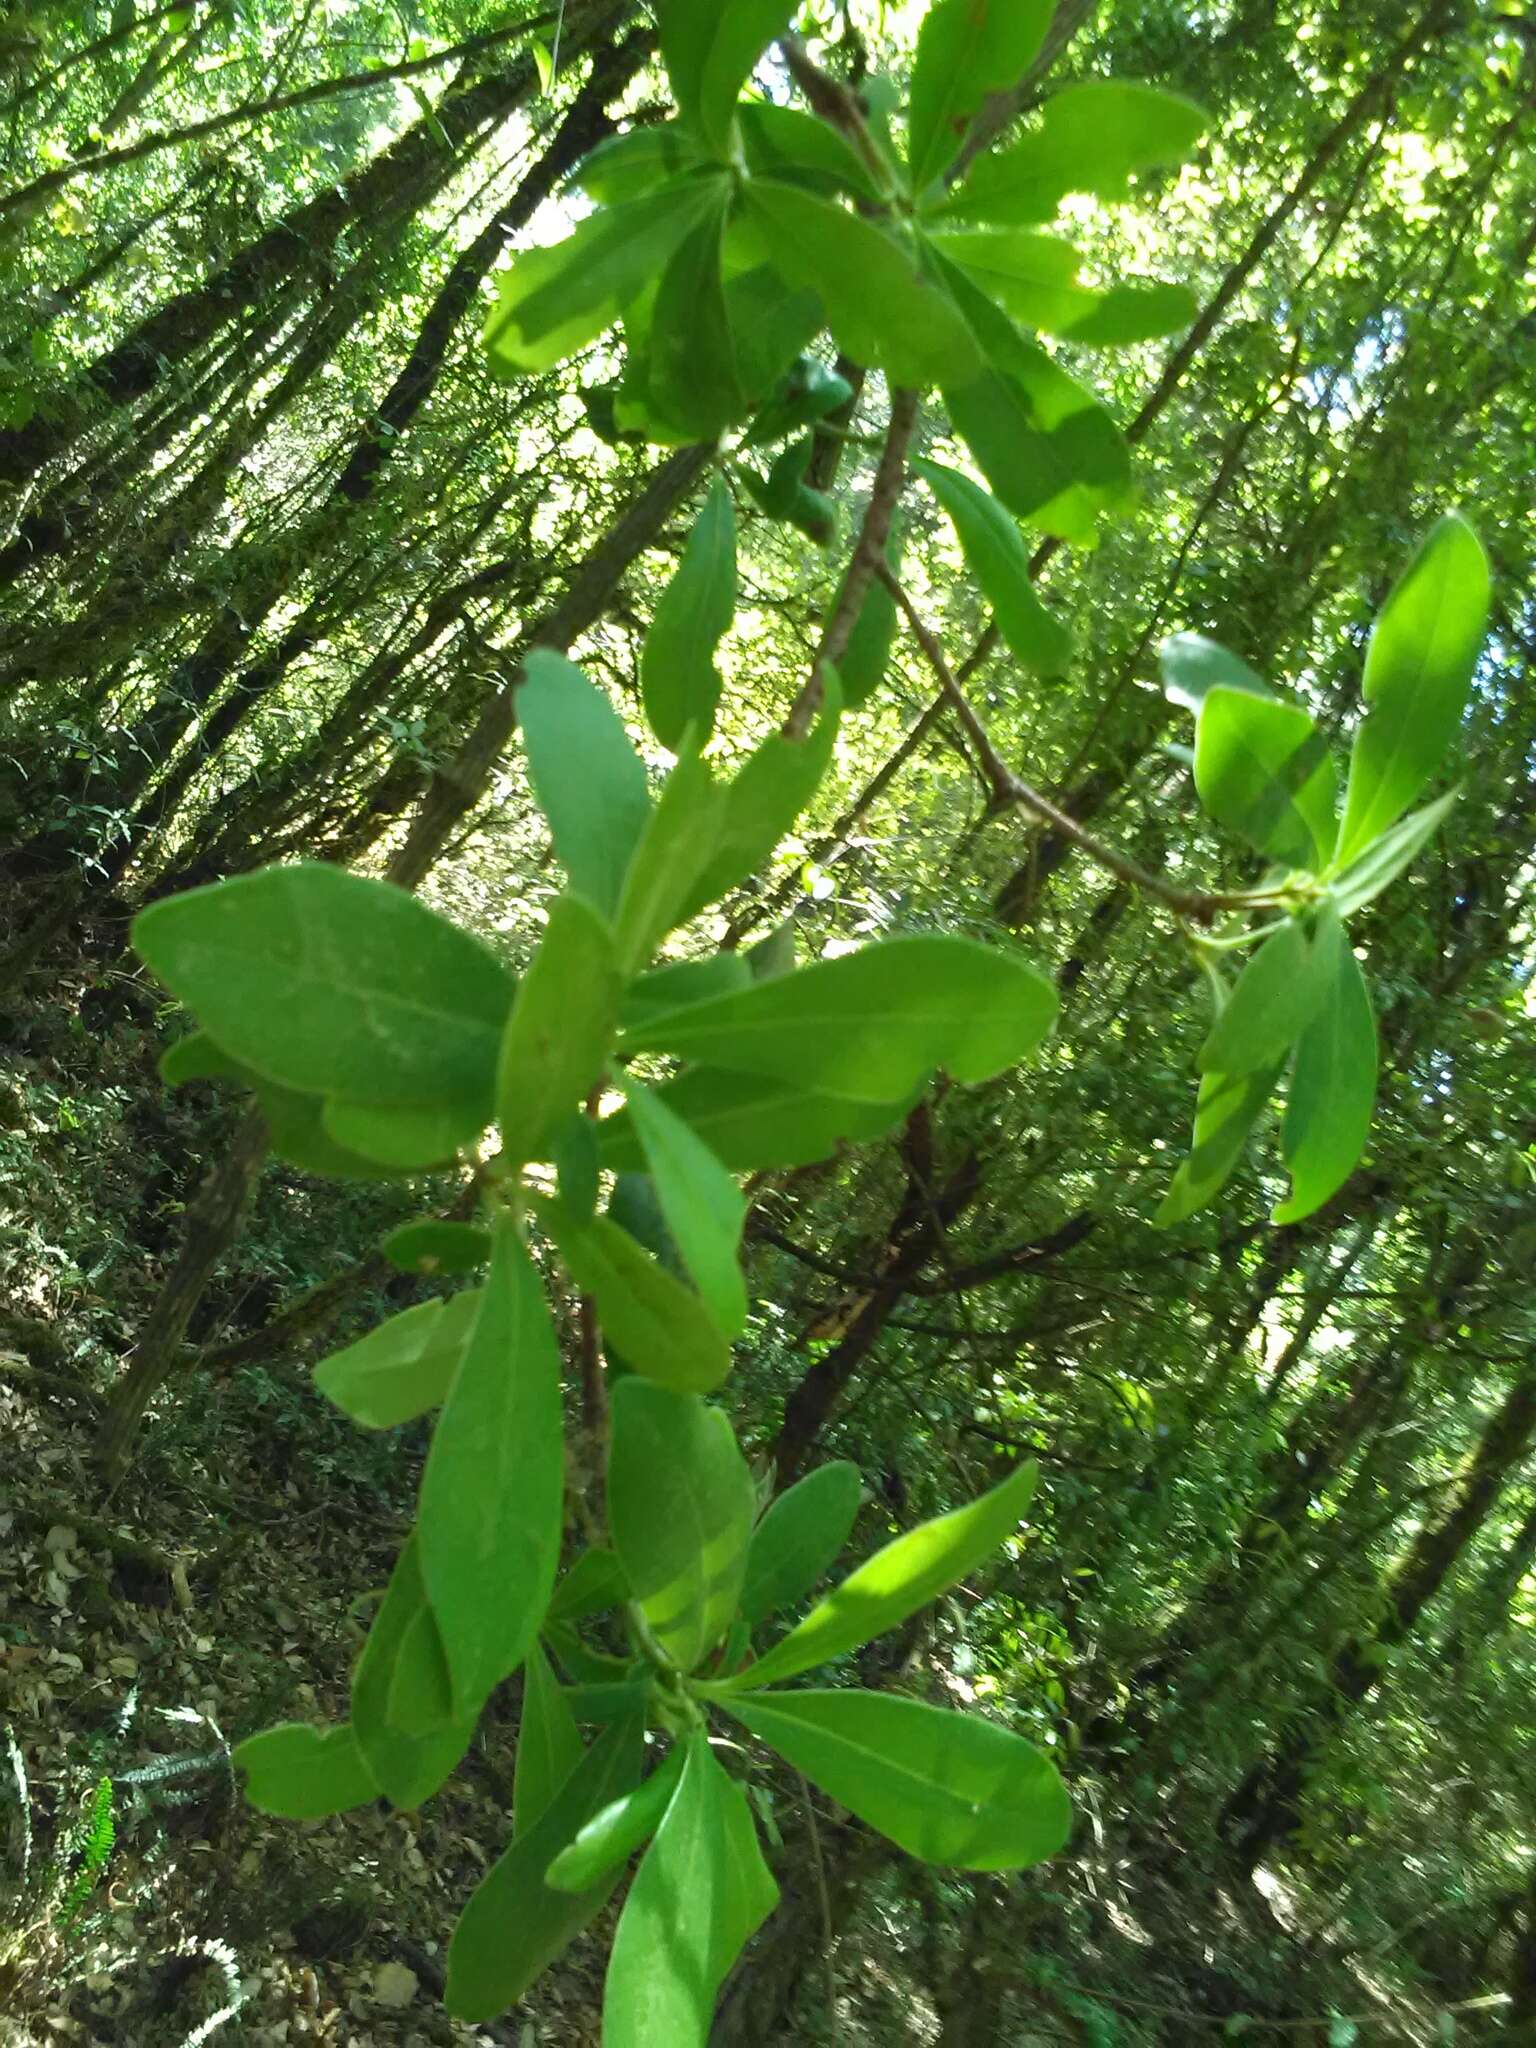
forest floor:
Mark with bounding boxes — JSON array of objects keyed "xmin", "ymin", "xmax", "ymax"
[{"xmin": 0, "ymin": 968, "xmax": 1486, "ymax": 2046}]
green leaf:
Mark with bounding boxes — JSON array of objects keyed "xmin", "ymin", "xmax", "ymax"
[
  {"xmin": 1160, "ymin": 631, "xmax": 1272, "ymax": 713},
  {"xmin": 743, "ymin": 435, "xmax": 837, "ymax": 542},
  {"xmin": 321, "ymin": 1095, "xmax": 480, "ymax": 1169},
  {"xmin": 1156, "ymin": 1063, "xmax": 1281, "ymax": 1227},
  {"xmin": 742, "ymin": 350, "xmax": 856, "ymax": 450},
  {"xmin": 622, "ymin": 1076, "xmax": 747, "ymax": 1338},
  {"xmin": 562, "ymin": 1680, "xmax": 651, "ymax": 1724},
  {"xmin": 313, "ymin": 1290, "xmax": 481, "ymax": 1431},
  {"xmin": 514, "ymin": 1642, "xmax": 584, "ymax": 1837},
  {"xmin": 925, "ymin": 225, "xmax": 1089, "ymax": 331},
  {"xmin": 234, "ymin": 1723, "xmax": 376, "ymax": 1820},
  {"xmin": 656, "ymin": 0, "xmax": 796, "ymax": 157},
  {"xmin": 936, "ymin": 252, "xmax": 1130, "ymax": 543},
  {"xmin": 1197, "ymin": 920, "xmax": 1322, "ymax": 1076},
  {"xmin": 519, "ymin": 650, "xmax": 652, "ymax": 918},
  {"xmin": 159, "ymin": 1033, "xmax": 414, "ymax": 1180},
  {"xmin": 941, "ymin": 81, "xmax": 1207, "ymax": 225},
  {"xmin": 496, "ymin": 893, "xmax": 620, "ymax": 1166},
  {"xmin": 623, "ymin": 936, "xmax": 1057, "ymax": 1104},
  {"xmin": 484, "ymin": 179, "xmax": 718, "ymax": 376},
  {"xmin": 677, "ymin": 679, "xmax": 842, "ymax": 920},
  {"xmin": 741, "ymin": 1461, "xmax": 863, "ymax": 1626},
  {"xmin": 649, "ymin": 193, "xmax": 749, "ymax": 438},
  {"xmin": 746, "ymin": 182, "xmax": 982, "ymax": 389},
  {"xmin": 133, "ymin": 864, "xmax": 515, "ymax": 1113},
  {"xmin": 446, "ymin": 1712, "xmax": 644, "ymax": 2022},
  {"xmin": 417, "ymin": 1216, "xmax": 563, "ymax": 1716},
  {"xmin": 381, "ymin": 1221, "xmax": 492, "ymax": 1277},
  {"xmin": 915, "ymin": 457, "xmax": 1072, "ymax": 674},
  {"xmin": 1336, "ymin": 513, "xmax": 1489, "ymax": 863},
  {"xmin": 353, "ymin": 1535, "xmax": 477, "ymax": 1809},
  {"xmin": 729, "ymin": 1461, "xmax": 1037, "ymax": 1688},
  {"xmin": 607, "ymin": 1380, "xmax": 755, "ymax": 1670},
  {"xmin": 547, "ymin": 1747, "xmax": 685, "ymax": 1892},
  {"xmin": 598, "ymin": 1066, "xmax": 912, "ymax": 1174},
  {"xmin": 907, "ymin": 0, "xmax": 1054, "ymax": 192},
  {"xmin": 622, "ymin": 954, "xmax": 753, "ymax": 1031},
  {"xmin": 548, "ymin": 1547, "xmax": 628, "ymax": 1624},
  {"xmin": 1327, "ymin": 788, "xmax": 1459, "ymax": 919},
  {"xmin": 553, "ymin": 1111, "xmax": 601, "ymax": 1218},
  {"xmin": 1059, "ymin": 279, "xmax": 1198, "ymax": 346},
  {"xmin": 604, "ymin": 1731, "xmax": 778, "ymax": 2046},
  {"xmin": 572, "ymin": 125, "xmax": 705, "ymax": 205},
  {"xmin": 614, "ymin": 748, "xmax": 731, "ymax": 974},
  {"xmin": 541, "ymin": 1197, "xmax": 732, "ymax": 1394},
  {"xmin": 723, "ymin": 1690, "xmax": 1070, "ymax": 1870},
  {"xmin": 643, "ymin": 475, "xmax": 738, "ymax": 751},
  {"xmin": 738, "ymin": 102, "xmax": 880, "ymax": 202},
  {"xmin": 837, "ymin": 543, "xmax": 903, "ymax": 708},
  {"xmin": 1195, "ymin": 685, "xmax": 1337, "ymax": 870},
  {"xmin": 1272, "ymin": 907, "xmax": 1377, "ymax": 1223}
]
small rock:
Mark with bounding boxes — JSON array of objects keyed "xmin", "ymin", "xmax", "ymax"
[{"xmin": 370, "ymin": 1962, "xmax": 418, "ymax": 2008}]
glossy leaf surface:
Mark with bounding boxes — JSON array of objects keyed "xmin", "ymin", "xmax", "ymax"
[{"xmin": 1273, "ymin": 907, "xmax": 1377, "ymax": 1223}]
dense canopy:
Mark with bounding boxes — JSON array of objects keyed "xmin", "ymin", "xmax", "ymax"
[{"xmin": 1, "ymin": 1, "xmax": 1533, "ymax": 2042}]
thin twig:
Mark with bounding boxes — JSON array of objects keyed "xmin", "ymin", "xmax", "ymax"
[{"xmin": 877, "ymin": 564, "xmax": 1296, "ymax": 925}]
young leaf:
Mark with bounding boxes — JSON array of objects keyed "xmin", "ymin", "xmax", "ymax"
[
  {"xmin": 622, "ymin": 1076, "xmax": 747, "ymax": 1338},
  {"xmin": 381, "ymin": 1220, "xmax": 492, "ymax": 1277},
  {"xmin": 677, "ymin": 679, "xmax": 842, "ymax": 920},
  {"xmin": 1327, "ymin": 787, "xmax": 1459, "ymax": 919},
  {"xmin": 656, "ymin": 0, "xmax": 797, "ymax": 158},
  {"xmin": 746, "ymin": 182, "xmax": 982, "ymax": 389},
  {"xmin": 313, "ymin": 1290, "xmax": 481, "ymax": 1431},
  {"xmin": 907, "ymin": 0, "xmax": 1054, "ymax": 193},
  {"xmin": 723, "ymin": 1690, "xmax": 1070, "ymax": 1870},
  {"xmin": 353, "ymin": 1536, "xmax": 477, "ymax": 1810},
  {"xmin": 234, "ymin": 1723, "xmax": 376, "ymax": 1820},
  {"xmin": 546, "ymin": 1746, "xmax": 685, "ymax": 1893},
  {"xmin": 598, "ymin": 1066, "xmax": 911, "ymax": 1174},
  {"xmin": 643, "ymin": 475, "xmax": 737, "ymax": 751},
  {"xmin": 613, "ymin": 749, "xmax": 732, "ymax": 974},
  {"xmin": 514, "ymin": 1642, "xmax": 584, "ymax": 1837},
  {"xmin": 548, "ymin": 1547, "xmax": 628, "ymax": 1624},
  {"xmin": 496, "ymin": 893, "xmax": 620, "ymax": 1166},
  {"xmin": 607, "ymin": 1380, "xmax": 756, "ymax": 1670},
  {"xmin": 622, "ymin": 935, "xmax": 1058, "ymax": 1104},
  {"xmin": 1197, "ymin": 920, "xmax": 1321, "ymax": 1076},
  {"xmin": 519, "ymin": 650, "xmax": 653, "ymax": 917},
  {"xmin": 1272, "ymin": 908, "xmax": 1378, "ymax": 1223},
  {"xmin": 915, "ymin": 456, "xmax": 1072, "ymax": 674},
  {"xmin": 1160, "ymin": 631, "xmax": 1272, "ymax": 714},
  {"xmin": 940, "ymin": 80, "xmax": 1207, "ymax": 225},
  {"xmin": 1194, "ymin": 685, "xmax": 1337, "ymax": 870},
  {"xmin": 541, "ymin": 1198, "xmax": 732, "ymax": 1394},
  {"xmin": 741, "ymin": 1460, "xmax": 864, "ymax": 1626},
  {"xmin": 1336, "ymin": 513, "xmax": 1489, "ymax": 863},
  {"xmin": 417, "ymin": 1216, "xmax": 563, "ymax": 1716},
  {"xmin": 604, "ymin": 1731, "xmax": 778, "ymax": 2046},
  {"xmin": 485, "ymin": 179, "xmax": 718, "ymax": 376},
  {"xmin": 742, "ymin": 349, "xmax": 856, "ymax": 450},
  {"xmin": 133, "ymin": 863, "xmax": 515, "ymax": 1111},
  {"xmin": 1156, "ymin": 1063, "xmax": 1281, "ymax": 1227},
  {"xmin": 446, "ymin": 1713, "xmax": 645, "ymax": 2022},
  {"xmin": 728, "ymin": 1461, "xmax": 1037, "ymax": 1689}
]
